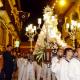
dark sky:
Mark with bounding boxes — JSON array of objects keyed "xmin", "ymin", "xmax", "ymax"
[
  {"xmin": 20, "ymin": 0, "xmax": 51, "ymax": 26},
  {"xmin": 20, "ymin": 0, "xmax": 50, "ymax": 13},
  {"xmin": 20, "ymin": 0, "xmax": 51, "ymax": 41}
]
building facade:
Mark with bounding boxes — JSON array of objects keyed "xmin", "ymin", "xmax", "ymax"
[{"xmin": 0, "ymin": 0, "xmax": 21, "ymax": 51}]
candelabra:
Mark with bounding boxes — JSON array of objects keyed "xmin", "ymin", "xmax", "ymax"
[
  {"xmin": 25, "ymin": 18, "xmax": 41, "ymax": 51},
  {"xmin": 66, "ymin": 20, "xmax": 80, "ymax": 49}
]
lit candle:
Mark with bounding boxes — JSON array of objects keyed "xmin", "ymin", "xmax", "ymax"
[
  {"xmin": 38, "ymin": 18, "xmax": 41, "ymax": 25},
  {"xmin": 33, "ymin": 26, "xmax": 36, "ymax": 31},
  {"xmin": 26, "ymin": 27, "xmax": 28, "ymax": 31},
  {"xmin": 71, "ymin": 24, "xmax": 74, "ymax": 30},
  {"xmin": 66, "ymin": 23, "xmax": 69, "ymax": 29},
  {"xmin": 31, "ymin": 29, "xmax": 34, "ymax": 33},
  {"xmin": 29, "ymin": 24, "xmax": 33, "ymax": 30}
]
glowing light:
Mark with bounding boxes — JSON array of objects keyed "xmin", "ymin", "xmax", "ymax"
[
  {"xmin": 29, "ymin": 24, "xmax": 33, "ymax": 30},
  {"xmin": 33, "ymin": 26, "xmax": 36, "ymax": 31},
  {"xmin": 71, "ymin": 20, "xmax": 77, "ymax": 26},
  {"xmin": 59, "ymin": 0, "xmax": 66, "ymax": 6},
  {"xmin": 31, "ymin": 29, "xmax": 34, "ymax": 33},
  {"xmin": 38, "ymin": 18, "xmax": 42, "ymax": 25},
  {"xmin": 52, "ymin": 16, "xmax": 55, "ymax": 21},
  {"xmin": 15, "ymin": 41, "xmax": 20, "ymax": 47},
  {"xmin": 78, "ymin": 22, "xmax": 80, "ymax": 28},
  {"xmin": 52, "ymin": 6, "xmax": 54, "ymax": 9},
  {"xmin": 66, "ymin": 23, "xmax": 69, "ymax": 29},
  {"xmin": 71, "ymin": 24, "xmax": 74, "ymax": 30},
  {"xmin": 0, "ymin": 0, "xmax": 3, "ymax": 7},
  {"xmin": 53, "ymin": 3, "xmax": 56, "ymax": 6},
  {"xmin": 26, "ymin": 27, "xmax": 28, "ymax": 31}
]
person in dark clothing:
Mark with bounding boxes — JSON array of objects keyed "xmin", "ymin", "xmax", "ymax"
[
  {"xmin": 11, "ymin": 48, "xmax": 17, "ymax": 72},
  {"xmin": 0, "ymin": 69, "xmax": 5, "ymax": 80},
  {"xmin": 0, "ymin": 51, "xmax": 5, "ymax": 80},
  {"xmin": 3, "ymin": 44, "xmax": 13, "ymax": 80}
]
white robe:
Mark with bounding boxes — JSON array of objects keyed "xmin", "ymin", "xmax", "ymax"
[
  {"xmin": 17, "ymin": 58, "xmax": 26, "ymax": 80},
  {"xmin": 51, "ymin": 56, "xmax": 61, "ymax": 80},
  {"xmin": 21, "ymin": 59, "xmax": 28, "ymax": 80},
  {"xmin": 59, "ymin": 58, "xmax": 70, "ymax": 80},
  {"xmin": 69, "ymin": 58, "xmax": 80, "ymax": 80},
  {"xmin": 47, "ymin": 67, "xmax": 51, "ymax": 80},
  {"xmin": 42, "ymin": 62, "xmax": 47, "ymax": 80},
  {"xmin": 51, "ymin": 56, "xmax": 57, "ymax": 80},
  {"xmin": 51, "ymin": 57, "xmax": 70, "ymax": 80},
  {"xmin": 42, "ymin": 63, "xmax": 52, "ymax": 80},
  {"xmin": 36, "ymin": 64, "xmax": 42, "ymax": 80},
  {"xmin": 33, "ymin": 61, "xmax": 37, "ymax": 75},
  {"xmin": 26, "ymin": 62, "xmax": 35, "ymax": 80}
]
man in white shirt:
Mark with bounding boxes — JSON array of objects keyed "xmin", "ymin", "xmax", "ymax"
[
  {"xmin": 69, "ymin": 47, "xmax": 80, "ymax": 80},
  {"xmin": 60, "ymin": 48, "xmax": 74, "ymax": 80},
  {"xmin": 51, "ymin": 48, "xmax": 74, "ymax": 80},
  {"xmin": 51, "ymin": 48, "xmax": 64, "ymax": 80}
]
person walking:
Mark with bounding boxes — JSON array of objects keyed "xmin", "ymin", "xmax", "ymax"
[{"xmin": 3, "ymin": 44, "xmax": 13, "ymax": 80}]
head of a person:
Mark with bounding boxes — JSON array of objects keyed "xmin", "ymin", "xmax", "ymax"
[
  {"xmin": 64, "ymin": 48, "xmax": 74, "ymax": 59},
  {"xmin": 28, "ymin": 54, "xmax": 34, "ymax": 62},
  {"xmin": 11, "ymin": 48, "xmax": 16, "ymax": 56},
  {"xmin": 76, "ymin": 47, "xmax": 80, "ymax": 58},
  {"xmin": 57, "ymin": 48, "xmax": 64, "ymax": 58},
  {"xmin": 23, "ymin": 53, "xmax": 28, "ymax": 59},
  {"xmin": 6, "ymin": 44, "xmax": 12, "ymax": 52}
]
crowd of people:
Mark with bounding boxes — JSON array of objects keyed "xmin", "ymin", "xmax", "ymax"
[
  {"xmin": 51, "ymin": 47, "xmax": 80, "ymax": 80},
  {"xmin": 0, "ymin": 44, "xmax": 54, "ymax": 80},
  {"xmin": 0, "ymin": 44, "xmax": 80, "ymax": 80}
]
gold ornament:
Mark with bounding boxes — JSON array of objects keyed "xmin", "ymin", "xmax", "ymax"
[{"xmin": 43, "ymin": 5, "xmax": 53, "ymax": 14}]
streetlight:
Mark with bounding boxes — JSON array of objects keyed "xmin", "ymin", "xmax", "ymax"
[
  {"xmin": 59, "ymin": 0, "xmax": 66, "ymax": 7},
  {"xmin": 25, "ymin": 18, "xmax": 42, "ymax": 51},
  {"xmin": 25, "ymin": 24, "xmax": 37, "ymax": 51},
  {"xmin": 66, "ymin": 20, "xmax": 80, "ymax": 49}
]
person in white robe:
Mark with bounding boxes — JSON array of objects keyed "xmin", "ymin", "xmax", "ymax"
[
  {"xmin": 26, "ymin": 58, "xmax": 35, "ymax": 80},
  {"xmin": 51, "ymin": 48, "xmax": 64, "ymax": 80},
  {"xmin": 51, "ymin": 56, "xmax": 58, "ymax": 80},
  {"xmin": 33, "ymin": 60, "xmax": 37, "ymax": 76},
  {"xmin": 21, "ymin": 58, "xmax": 28, "ymax": 80},
  {"xmin": 42, "ymin": 62, "xmax": 47, "ymax": 80},
  {"xmin": 69, "ymin": 47, "xmax": 80, "ymax": 80},
  {"xmin": 59, "ymin": 48, "xmax": 74, "ymax": 80},
  {"xmin": 36, "ymin": 62, "xmax": 42, "ymax": 80},
  {"xmin": 52, "ymin": 48, "xmax": 74, "ymax": 80},
  {"xmin": 17, "ymin": 57, "xmax": 26, "ymax": 80},
  {"xmin": 46, "ymin": 63, "xmax": 51, "ymax": 80}
]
